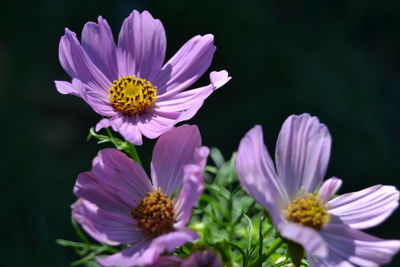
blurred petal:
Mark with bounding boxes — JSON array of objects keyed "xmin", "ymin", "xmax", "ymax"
[
  {"xmin": 97, "ymin": 228, "xmax": 197, "ymax": 266},
  {"xmin": 81, "ymin": 16, "xmax": 118, "ymax": 81},
  {"xmin": 151, "ymin": 125, "xmax": 202, "ymax": 195},
  {"xmin": 182, "ymin": 250, "xmax": 222, "ymax": 267},
  {"xmin": 72, "ymin": 199, "xmax": 143, "ymax": 246},
  {"xmin": 275, "ymin": 113, "xmax": 331, "ymax": 200},
  {"xmin": 319, "ymin": 224, "xmax": 400, "ymax": 266},
  {"xmin": 279, "ymin": 222, "xmax": 329, "ymax": 258},
  {"xmin": 117, "ymin": 10, "xmax": 166, "ymax": 80},
  {"xmin": 154, "ymin": 34, "xmax": 215, "ymax": 97},
  {"xmin": 319, "ymin": 177, "xmax": 342, "ymax": 202},
  {"xmin": 328, "ymin": 185, "xmax": 399, "ymax": 229},
  {"xmin": 96, "ymin": 239, "xmax": 151, "ymax": 267},
  {"xmin": 236, "ymin": 125, "xmax": 289, "ymax": 218},
  {"xmin": 174, "ymin": 147, "xmax": 209, "ymax": 227},
  {"xmin": 59, "ymin": 28, "xmax": 111, "ymax": 93}
]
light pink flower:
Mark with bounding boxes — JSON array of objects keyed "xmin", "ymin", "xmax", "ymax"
[
  {"xmin": 55, "ymin": 10, "xmax": 230, "ymax": 145},
  {"xmin": 236, "ymin": 113, "xmax": 400, "ymax": 266},
  {"xmin": 72, "ymin": 125, "xmax": 208, "ymax": 266}
]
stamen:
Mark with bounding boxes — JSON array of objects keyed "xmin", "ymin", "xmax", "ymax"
[
  {"xmin": 284, "ymin": 193, "xmax": 331, "ymax": 230},
  {"xmin": 109, "ymin": 75, "xmax": 157, "ymax": 115},
  {"xmin": 130, "ymin": 189, "xmax": 174, "ymax": 236}
]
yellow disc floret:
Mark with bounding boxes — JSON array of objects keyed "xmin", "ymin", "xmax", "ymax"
[
  {"xmin": 130, "ymin": 189, "xmax": 174, "ymax": 236},
  {"xmin": 109, "ymin": 76, "xmax": 157, "ymax": 115},
  {"xmin": 284, "ymin": 193, "xmax": 331, "ymax": 230}
]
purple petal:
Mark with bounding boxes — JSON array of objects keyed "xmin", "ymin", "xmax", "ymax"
[
  {"xmin": 81, "ymin": 16, "xmax": 118, "ymax": 81},
  {"xmin": 74, "ymin": 149, "xmax": 153, "ymax": 214},
  {"xmin": 97, "ymin": 228, "xmax": 197, "ymax": 266},
  {"xmin": 209, "ymin": 70, "xmax": 231, "ymax": 88},
  {"xmin": 279, "ymin": 222, "xmax": 329, "ymax": 258},
  {"xmin": 74, "ymin": 172, "xmax": 134, "ymax": 216},
  {"xmin": 117, "ymin": 10, "xmax": 166, "ymax": 80},
  {"xmin": 59, "ymin": 28, "xmax": 111, "ymax": 93},
  {"xmin": 54, "ymin": 79, "xmax": 83, "ymax": 96},
  {"xmin": 155, "ymin": 70, "xmax": 231, "ymax": 123},
  {"xmin": 96, "ymin": 239, "xmax": 151, "ymax": 267},
  {"xmin": 83, "ymin": 86, "xmax": 116, "ymax": 116},
  {"xmin": 151, "ymin": 125, "xmax": 202, "ymax": 195},
  {"xmin": 319, "ymin": 177, "xmax": 342, "ymax": 202},
  {"xmin": 236, "ymin": 125, "xmax": 289, "ymax": 218},
  {"xmin": 275, "ymin": 114, "xmax": 331, "ymax": 200},
  {"xmin": 318, "ymin": 224, "xmax": 400, "ymax": 266},
  {"xmin": 328, "ymin": 185, "xmax": 399, "ymax": 229},
  {"xmin": 147, "ymin": 256, "xmax": 183, "ymax": 267},
  {"xmin": 174, "ymin": 147, "xmax": 209, "ymax": 227},
  {"xmin": 154, "ymin": 34, "xmax": 215, "ymax": 97},
  {"xmin": 72, "ymin": 199, "xmax": 143, "ymax": 246},
  {"xmin": 136, "ymin": 108, "xmax": 181, "ymax": 139},
  {"xmin": 96, "ymin": 116, "xmax": 143, "ymax": 145},
  {"xmin": 182, "ymin": 250, "xmax": 222, "ymax": 267}
]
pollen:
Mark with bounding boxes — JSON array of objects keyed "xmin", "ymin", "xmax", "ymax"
[
  {"xmin": 109, "ymin": 76, "xmax": 157, "ymax": 115},
  {"xmin": 284, "ymin": 193, "xmax": 331, "ymax": 230},
  {"xmin": 130, "ymin": 189, "xmax": 174, "ymax": 236}
]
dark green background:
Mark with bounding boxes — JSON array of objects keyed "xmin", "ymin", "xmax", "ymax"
[{"xmin": 1, "ymin": 0, "xmax": 399, "ymax": 266}]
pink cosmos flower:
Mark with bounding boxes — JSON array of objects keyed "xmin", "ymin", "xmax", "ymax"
[
  {"xmin": 149, "ymin": 250, "xmax": 222, "ymax": 267},
  {"xmin": 55, "ymin": 10, "xmax": 231, "ymax": 145},
  {"xmin": 236, "ymin": 113, "xmax": 400, "ymax": 266},
  {"xmin": 72, "ymin": 125, "xmax": 209, "ymax": 266}
]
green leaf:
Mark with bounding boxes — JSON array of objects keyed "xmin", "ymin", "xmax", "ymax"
[
  {"xmin": 210, "ymin": 147, "xmax": 225, "ymax": 167},
  {"xmin": 227, "ymin": 241, "xmax": 248, "ymax": 267},
  {"xmin": 287, "ymin": 240, "xmax": 305, "ymax": 267}
]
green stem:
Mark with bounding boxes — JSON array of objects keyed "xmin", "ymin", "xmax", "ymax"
[
  {"xmin": 263, "ymin": 237, "xmax": 284, "ymax": 260},
  {"xmin": 272, "ymin": 259, "xmax": 292, "ymax": 267},
  {"xmin": 105, "ymin": 127, "xmax": 142, "ymax": 166},
  {"xmin": 126, "ymin": 142, "xmax": 142, "ymax": 166},
  {"xmin": 250, "ymin": 237, "xmax": 284, "ymax": 267},
  {"xmin": 71, "ymin": 217, "xmax": 90, "ymax": 245}
]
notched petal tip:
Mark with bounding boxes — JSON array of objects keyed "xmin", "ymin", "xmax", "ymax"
[{"xmin": 210, "ymin": 70, "xmax": 231, "ymax": 89}]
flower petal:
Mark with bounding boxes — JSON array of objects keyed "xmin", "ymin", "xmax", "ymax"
[
  {"xmin": 96, "ymin": 239, "xmax": 151, "ymax": 267},
  {"xmin": 81, "ymin": 16, "xmax": 118, "ymax": 81},
  {"xmin": 117, "ymin": 10, "xmax": 166, "ymax": 80},
  {"xmin": 154, "ymin": 34, "xmax": 215, "ymax": 97},
  {"xmin": 319, "ymin": 177, "xmax": 342, "ymax": 202},
  {"xmin": 279, "ymin": 222, "xmax": 329, "ymax": 258},
  {"xmin": 275, "ymin": 113, "xmax": 331, "ymax": 200},
  {"xmin": 74, "ymin": 172, "xmax": 133, "ymax": 215},
  {"xmin": 72, "ymin": 199, "xmax": 143, "ymax": 246},
  {"xmin": 328, "ymin": 185, "xmax": 399, "ymax": 229},
  {"xmin": 74, "ymin": 149, "xmax": 153, "ymax": 214},
  {"xmin": 151, "ymin": 125, "xmax": 202, "ymax": 195},
  {"xmin": 59, "ymin": 28, "xmax": 111, "ymax": 93},
  {"xmin": 318, "ymin": 224, "xmax": 400, "ymax": 266},
  {"xmin": 174, "ymin": 147, "xmax": 209, "ymax": 227},
  {"xmin": 96, "ymin": 116, "xmax": 143, "ymax": 145},
  {"xmin": 97, "ymin": 228, "xmax": 197, "ymax": 266},
  {"xmin": 54, "ymin": 79, "xmax": 82, "ymax": 96},
  {"xmin": 155, "ymin": 70, "xmax": 231, "ymax": 122},
  {"xmin": 136, "ymin": 108, "xmax": 181, "ymax": 139},
  {"xmin": 182, "ymin": 250, "xmax": 222, "ymax": 267},
  {"xmin": 236, "ymin": 125, "xmax": 289, "ymax": 217}
]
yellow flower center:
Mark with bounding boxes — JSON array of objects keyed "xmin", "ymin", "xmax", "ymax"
[
  {"xmin": 284, "ymin": 193, "xmax": 331, "ymax": 230},
  {"xmin": 130, "ymin": 189, "xmax": 174, "ymax": 236},
  {"xmin": 109, "ymin": 76, "xmax": 157, "ymax": 115}
]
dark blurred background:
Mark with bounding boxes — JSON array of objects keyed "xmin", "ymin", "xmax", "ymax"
[{"xmin": 1, "ymin": 0, "xmax": 399, "ymax": 266}]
